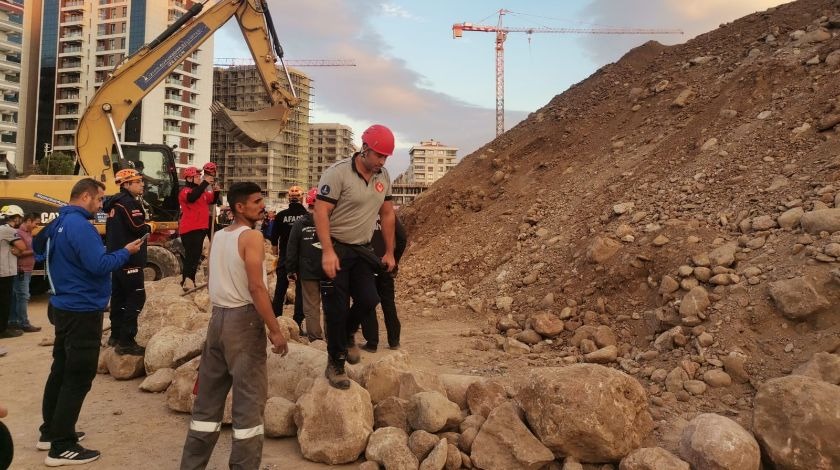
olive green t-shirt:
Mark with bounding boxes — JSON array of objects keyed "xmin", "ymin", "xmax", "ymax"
[{"xmin": 316, "ymin": 155, "xmax": 392, "ymax": 245}]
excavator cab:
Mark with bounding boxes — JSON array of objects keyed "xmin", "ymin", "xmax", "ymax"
[{"xmin": 110, "ymin": 142, "xmax": 180, "ymax": 225}]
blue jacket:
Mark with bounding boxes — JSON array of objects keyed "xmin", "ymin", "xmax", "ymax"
[{"xmin": 33, "ymin": 205, "xmax": 130, "ymax": 312}]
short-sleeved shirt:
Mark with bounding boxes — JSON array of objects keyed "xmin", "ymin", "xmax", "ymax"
[
  {"xmin": 316, "ymin": 154, "xmax": 392, "ymax": 245},
  {"xmin": 0, "ymin": 223, "xmax": 20, "ymax": 277}
]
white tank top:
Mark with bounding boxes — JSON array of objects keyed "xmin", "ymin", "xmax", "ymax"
[{"xmin": 208, "ymin": 226, "xmax": 267, "ymax": 308}]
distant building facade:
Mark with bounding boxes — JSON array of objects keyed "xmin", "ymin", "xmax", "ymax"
[
  {"xmin": 308, "ymin": 122, "xmax": 354, "ymax": 189},
  {"xmin": 404, "ymin": 139, "xmax": 457, "ymax": 185},
  {"xmin": 0, "ymin": 0, "xmax": 22, "ymax": 171},
  {"xmin": 211, "ymin": 64, "xmax": 311, "ymax": 210},
  {"xmin": 33, "ymin": 0, "xmax": 215, "ymax": 168}
]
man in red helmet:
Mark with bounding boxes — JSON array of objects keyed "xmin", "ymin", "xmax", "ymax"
[
  {"xmin": 314, "ymin": 124, "xmax": 397, "ymax": 389},
  {"xmin": 178, "ymin": 165, "xmax": 220, "ymax": 291}
]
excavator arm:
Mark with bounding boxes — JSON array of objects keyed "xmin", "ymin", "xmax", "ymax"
[{"xmin": 75, "ymin": 0, "xmax": 299, "ymax": 184}]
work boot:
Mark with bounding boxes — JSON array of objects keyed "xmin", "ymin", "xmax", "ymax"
[
  {"xmin": 346, "ymin": 343, "xmax": 361, "ymax": 364},
  {"xmin": 324, "ymin": 360, "xmax": 350, "ymax": 390},
  {"xmin": 115, "ymin": 341, "xmax": 145, "ymax": 356},
  {"xmin": 361, "ymin": 342, "xmax": 377, "ymax": 353}
]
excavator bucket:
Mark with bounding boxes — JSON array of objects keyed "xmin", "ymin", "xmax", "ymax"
[{"xmin": 210, "ymin": 101, "xmax": 291, "ymax": 148}]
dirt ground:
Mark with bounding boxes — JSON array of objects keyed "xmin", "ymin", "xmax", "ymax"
[{"xmin": 0, "ymin": 295, "xmax": 479, "ymax": 470}]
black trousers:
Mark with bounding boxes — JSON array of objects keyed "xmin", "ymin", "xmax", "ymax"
[
  {"xmin": 0, "ymin": 275, "xmax": 12, "ymax": 332},
  {"xmin": 361, "ymin": 273, "xmax": 401, "ymax": 348},
  {"xmin": 272, "ymin": 258, "xmax": 303, "ymax": 324},
  {"xmin": 181, "ymin": 229, "xmax": 207, "ymax": 283},
  {"xmin": 321, "ymin": 250, "xmax": 379, "ymax": 364},
  {"xmin": 0, "ymin": 420, "xmax": 12, "ymax": 470},
  {"xmin": 40, "ymin": 306, "xmax": 102, "ymax": 451},
  {"xmin": 110, "ymin": 266, "xmax": 146, "ymax": 345}
]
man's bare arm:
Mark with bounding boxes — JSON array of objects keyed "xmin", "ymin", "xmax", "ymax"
[{"xmin": 240, "ymin": 229, "xmax": 287, "ymax": 354}]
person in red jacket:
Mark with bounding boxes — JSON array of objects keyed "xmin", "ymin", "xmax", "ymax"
[{"xmin": 178, "ymin": 165, "xmax": 220, "ymax": 291}]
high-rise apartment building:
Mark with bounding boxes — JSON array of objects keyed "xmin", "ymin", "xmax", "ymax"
[
  {"xmin": 308, "ymin": 123, "xmax": 354, "ymax": 188},
  {"xmin": 404, "ymin": 139, "xmax": 457, "ymax": 185},
  {"xmin": 34, "ymin": 0, "xmax": 214, "ymax": 168},
  {"xmin": 0, "ymin": 0, "xmax": 22, "ymax": 172},
  {"xmin": 211, "ymin": 64, "xmax": 311, "ymax": 209},
  {"xmin": 18, "ymin": 0, "xmax": 40, "ymax": 172}
]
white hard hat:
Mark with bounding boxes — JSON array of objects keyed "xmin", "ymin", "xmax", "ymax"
[{"xmin": 0, "ymin": 205, "xmax": 23, "ymax": 217}]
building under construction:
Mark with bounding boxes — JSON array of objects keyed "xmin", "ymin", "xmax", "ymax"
[
  {"xmin": 211, "ymin": 64, "xmax": 311, "ymax": 209},
  {"xmin": 308, "ymin": 123, "xmax": 355, "ymax": 189}
]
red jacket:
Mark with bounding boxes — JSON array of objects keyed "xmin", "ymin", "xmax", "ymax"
[{"xmin": 178, "ymin": 181, "xmax": 219, "ymax": 234}]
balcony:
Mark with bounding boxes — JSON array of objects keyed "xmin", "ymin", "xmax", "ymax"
[
  {"xmin": 0, "ymin": 99, "xmax": 17, "ymax": 112},
  {"xmin": 60, "ymin": 33, "xmax": 83, "ymax": 42},
  {"xmin": 0, "ymin": 17, "xmax": 22, "ymax": 34},
  {"xmin": 59, "ymin": 46, "xmax": 83, "ymax": 57},
  {"xmin": 63, "ymin": 15, "xmax": 83, "ymax": 25},
  {"xmin": 61, "ymin": 1, "xmax": 85, "ymax": 11}
]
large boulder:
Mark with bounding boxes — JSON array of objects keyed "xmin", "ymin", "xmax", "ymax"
[
  {"xmin": 294, "ymin": 377, "xmax": 373, "ymax": 464},
  {"xmin": 470, "ymin": 402, "xmax": 555, "ymax": 470},
  {"xmin": 409, "ymin": 430, "xmax": 440, "ymax": 461},
  {"xmin": 753, "ymin": 375, "xmax": 840, "ymax": 469},
  {"xmin": 517, "ymin": 364, "xmax": 653, "ymax": 462},
  {"xmin": 139, "ymin": 367, "xmax": 175, "ymax": 393},
  {"xmin": 165, "ymin": 356, "xmax": 200, "ymax": 413},
  {"xmin": 619, "ymin": 447, "xmax": 689, "ymax": 470},
  {"xmin": 679, "ymin": 287, "xmax": 710, "ymax": 318},
  {"xmin": 144, "ymin": 326, "xmax": 204, "ymax": 374},
  {"xmin": 792, "ymin": 352, "xmax": 840, "ymax": 385},
  {"xmin": 800, "ymin": 208, "xmax": 840, "ymax": 234},
  {"xmin": 767, "ymin": 277, "xmax": 829, "ymax": 319},
  {"xmin": 374, "ymin": 396, "xmax": 411, "ymax": 434},
  {"xmin": 137, "ymin": 296, "xmax": 209, "ymax": 346},
  {"xmin": 398, "ymin": 370, "xmax": 448, "ymax": 401},
  {"xmin": 440, "ymin": 374, "xmax": 484, "ymax": 410},
  {"xmin": 531, "ymin": 313, "xmax": 565, "ymax": 337},
  {"xmin": 266, "ymin": 342, "xmax": 337, "ymax": 402},
  {"xmin": 361, "ymin": 352, "xmax": 411, "ymax": 403},
  {"xmin": 420, "ymin": 438, "xmax": 449, "ymax": 470},
  {"xmin": 678, "ymin": 413, "xmax": 760, "ymax": 470},
  {"xmin": 104, "ymin": 348, "xmax": 145, "ymax": 380},
  {"xmin": 264, "ymin": 396, "xmax": 296, "ymax": 438},
  {"xmin": 708, "ymin": 243, "xmax": 737, "ymax": 267},
  {"xmin": 407, "ymin": 392, "xmax": 462, "ymax": 433},
  {"xmin": 365, "ymin": 427, "xmax": 419, "ymax": 470},
  {"xmin": 466, "ymin": 380, "xmax": 508, "ymax": 417}
]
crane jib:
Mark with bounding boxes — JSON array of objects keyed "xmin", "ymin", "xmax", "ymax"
[{"xmin": 134, "ymin": 23, "xmax": 211, "ymax": 91}]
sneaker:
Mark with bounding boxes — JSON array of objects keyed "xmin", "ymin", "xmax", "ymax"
[
  {"xmin": 0, "ymin": 329, "xmax": 23, "ymax": 338},
  {"xmin": 346, "ymin": 344, "xmax": 361, "ymax": 364},
  {"xmin": 22, "ymin": 324, "xmax": 42, "ymax": 333},
  {"xmin": 37, "ymin": 432, "xmax": 86, "ymax": 451},
  {"xmin": 361, "ymin": 342, "xmax": 378, "ymax": 353},
  {"xmin": 45, "ymin": 443, "xmax": 100, "ymax": 467},
  {"xmin": 115, "ymin": 342, "xmax": 145, "ymax": 356},
  {"xmin": 324, "ymin": 361, "xmax": 350, "ymax": 390}
]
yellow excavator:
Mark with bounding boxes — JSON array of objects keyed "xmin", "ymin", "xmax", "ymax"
[{"xmin": 0, "ymin": 0, "xmax": 299, "ymax": 285}]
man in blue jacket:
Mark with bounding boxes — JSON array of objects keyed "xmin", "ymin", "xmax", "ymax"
[{"xmin": 33, "ymin": 178, "xmax": 143, "ymax": 467}]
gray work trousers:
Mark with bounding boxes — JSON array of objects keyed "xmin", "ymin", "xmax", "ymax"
[
  {"xmin": 180, "ymin": 305, "xmax": 267, "ymax": 470},
  {"xmin": 300, "ymin": 279, "xmax": 324, "ymax": 341}
]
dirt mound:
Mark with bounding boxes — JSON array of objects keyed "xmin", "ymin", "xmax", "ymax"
[{"xmin": 399, "ymin": 0, "xmax": 840, "ymax": 453}]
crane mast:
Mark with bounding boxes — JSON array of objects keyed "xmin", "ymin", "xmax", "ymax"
[{"xmin": 453, "ymin": 9, "xmax": 683, "ymax": 136}]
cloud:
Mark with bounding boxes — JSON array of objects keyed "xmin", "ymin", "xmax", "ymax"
[
  {"xmin": 381, "ymin": 3, "xmax": 419, "ymax": 21},
  {"xmin": 579, "ymin": 0, "xmax": 789, "ymax": 64},
  {"xmin": 217, "ymin": 0, "xmax": 521, "ymax": 177}
]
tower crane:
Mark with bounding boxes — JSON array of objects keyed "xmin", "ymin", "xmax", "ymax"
[{"xmin": 453, "ymin": 9, "xmax": 683, "ymax": 136}]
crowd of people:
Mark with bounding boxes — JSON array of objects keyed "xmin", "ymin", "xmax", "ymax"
[{"xmin": 0, "ymin": 124, "xmax": 406, "ymax": 468}]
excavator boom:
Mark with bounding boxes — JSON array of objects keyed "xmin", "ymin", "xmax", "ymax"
[{"xmin": 76, "ymin": 0, "xmax": 299, "ymax": 183}]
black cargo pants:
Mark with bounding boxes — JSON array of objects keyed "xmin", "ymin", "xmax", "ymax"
[
  {"xmin": 110, "ymin": 265, "xmax": 146, "ymax": 345},
  {"xmin": 321, "ymin": 247, "xmax": 380, "ymax": 365}
]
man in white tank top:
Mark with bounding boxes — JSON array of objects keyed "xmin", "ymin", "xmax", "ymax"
[{"xmin": 180, "ymin": 182, "xmax": 288, "ymax": 470}]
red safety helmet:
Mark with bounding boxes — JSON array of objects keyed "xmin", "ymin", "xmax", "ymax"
[
  {"xmin": 202, "ymin": 162, "xmax": 217, "ymax": 176},
  {"xmin": 183, "ymin": 166, "xmax": 200, "ymax": 179},
  {"xmin": 361, "ymin": 124, "xmax": 395, "ymax": 156},
  {"xmin": 305, "ymin": 187, "xmax": 317, "ymax": 206}
]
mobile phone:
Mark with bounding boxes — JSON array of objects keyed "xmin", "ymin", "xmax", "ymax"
[{"xmin": 139, "ymin": 232, "xmax": 150, "ymax": 243}]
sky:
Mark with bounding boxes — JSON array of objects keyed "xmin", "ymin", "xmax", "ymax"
[{"xmin": 213, "ymin": 0, "xmax": 789, "ymax": 178}]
